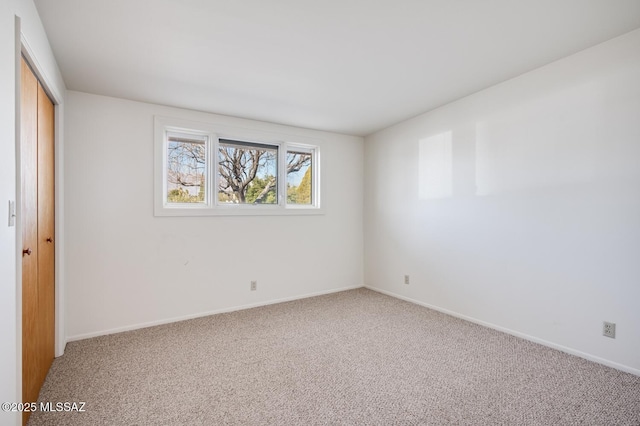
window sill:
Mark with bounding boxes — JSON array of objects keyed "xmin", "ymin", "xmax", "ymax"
[{"xmin": 154, "ymin": 205, "xmax": 325, "ymax": 217}]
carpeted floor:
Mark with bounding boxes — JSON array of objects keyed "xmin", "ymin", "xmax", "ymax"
[{"xmin": 29, "ymin": 288, "xmax": 640, "ymax": 425}]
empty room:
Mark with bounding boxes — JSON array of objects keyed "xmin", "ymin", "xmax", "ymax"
[{"xmin": 1, "ymin": 0, "xmax": 640, "ymax": 425}]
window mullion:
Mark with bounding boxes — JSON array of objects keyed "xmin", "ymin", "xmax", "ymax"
[
  {"xmin": 212, "ymin": 135, "xmax": 219, "ymax": 207},
  {"xmin": 278, "ymin": 142, "xmax": 286, "ymax": 206}
]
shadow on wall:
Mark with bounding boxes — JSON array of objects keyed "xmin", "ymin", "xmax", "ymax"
[{"xmin": 417, "ymin": 81, "xmax": 610, "ymax": 200}]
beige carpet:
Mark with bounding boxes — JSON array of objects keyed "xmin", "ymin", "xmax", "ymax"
[{"xmin": 29, "ymin": 288, "xmax": 640, "ymax": 425}]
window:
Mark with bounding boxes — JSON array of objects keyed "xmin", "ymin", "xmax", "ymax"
[
  {"xmin": 166, "ymin": 132, "xmax": 207, "ymax": 204},
  {"xmin": 154, "ymin": 117, "xmax": 321, "ymax": 216},
  {"xmin": 218, "ymin": 139, "xmax": 279, "ymax": 205},
  {"xmin": 286, "ymin": 149, "xmax": 313, "ymax": 205}
]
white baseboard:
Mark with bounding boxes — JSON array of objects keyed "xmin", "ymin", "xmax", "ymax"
[
  {"xmin": 365, "ymin": 286, "xmax": 640, "ymax": 377},
  {"xmin": 66, "ymin": 285, "xmax": 363, "ymax": 343}
]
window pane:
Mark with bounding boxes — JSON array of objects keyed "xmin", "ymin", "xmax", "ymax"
[
  {"xmin": 286, "ymin": 151, "xmax": 312, "ymax": 205},
  {"xmin": 218, "ymin": 139, "xmax": 278, "ymax": 204},
  {"xmin": 166, "ymin": 134, "xmax": 206, "ymax": 204}
]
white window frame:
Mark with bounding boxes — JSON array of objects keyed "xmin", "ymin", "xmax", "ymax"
[
  {"xmin": 164, "ymin": 129, "xmax": 211, "ymax": 207},
  {"xmin": 284, "ymin": 145, "xmax": 318, "ymax": 210},
  {"xmin": 154, "ymin": 116, "xmax": 323, "ymax": 216}
]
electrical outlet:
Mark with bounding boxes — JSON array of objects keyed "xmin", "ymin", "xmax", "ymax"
[
  {"xmin": 250, "ymin": 280, "xmax": 257, "ymax": 291},
  {"xmin": 404, "ymin": 275, "xmax": 410, "ymax": 285},
  {"xmin": 603, "ymin": 321, "xmax": 616, "ymax": 339}
]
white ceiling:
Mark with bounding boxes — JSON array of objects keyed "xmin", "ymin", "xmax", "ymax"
[{"xmin": 34, "ymin": 0, "xmax": 640, "ymax": 136}]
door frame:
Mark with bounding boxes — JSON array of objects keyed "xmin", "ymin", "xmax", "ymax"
[{"xmin": 16, "ymin": 23, "xmax": 66, "ymax": 369}]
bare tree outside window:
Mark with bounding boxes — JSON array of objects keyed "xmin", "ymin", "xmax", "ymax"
[
  {"xmin": 217, "ymin": 140, "xmax": 311, "ymax": 205},
  {"xmin": 155, "ymin": 117, "xmax": 321, "ymax": 216},
  {"xmin": 218, "ymin": 140, "xmax": 277, "ymax": 204},
  {"xmin": 166, "ymin": 134, "xmax": 206, "ymax": 203}
]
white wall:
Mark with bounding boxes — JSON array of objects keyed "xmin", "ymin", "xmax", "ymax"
[
  {"xmin": 364, "ymin": 29, "xmax": 640, "ymax": 374},
  {"xmin": 1, "ymin": 1, "xmax": 66, "ymax": 424},
  {"xmin": 0, "ymin": 2, "xmax": 19, "ymax": 424},
  {"xmin": 64, "ymin": 91, "xmax": 364, "ymax": 339}
]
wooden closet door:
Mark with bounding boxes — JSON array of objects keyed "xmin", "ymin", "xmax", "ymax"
[
  {"xmin": 37, "ymin": 79, "xmax": 56, "ymax": 388},
  {"xmin": 21, "ymin": 57, "xmax": 40, "ymax": 420},
  {"xmin": 21, "ymin": 57, "xmax": 56, "ymax": 426}
]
